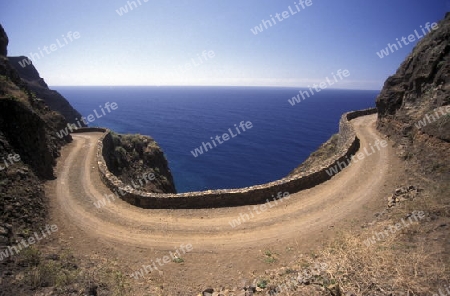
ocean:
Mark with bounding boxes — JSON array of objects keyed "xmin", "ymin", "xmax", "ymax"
[{"xmin": 55, "ymin": 86, "xmax": 378, "ymax": 193}]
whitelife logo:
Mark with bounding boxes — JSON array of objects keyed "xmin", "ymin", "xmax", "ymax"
[
  {"xmin": 130, "ymin": 244, "xmax": 193, "ymax": 279},
  {"xmin": 288, "ymin": 69, "xmax": 350, "ymax": 106},
  {"xmin": 250, "ymin": 0, "xmax": 313, "ymax": 35},
  {"xmin": 190, "ymin": 121, "xmax": 253, "ymax": 157},
  {"xmin": 376, "ymin": 22, "xmax": 439, "ymax": 59},
  {"xmin": 415, "ymin": 106, "xmax": 450, "ymax": 129},
  {"xmin": 363, "ymin": 211, "xmax": 425, "ymax": 246},
  {"xmin": 0, "ymin": 224, "xmax": 58, "ymax": 261},
  {"xmin": 155, "ymin": 50, "xmax": 216, "ymax": 86},
  {"xmin": 228, "ymin": 192, "xmax": 290, "ymax": 228},
  {"xmin": 18, "ymin": 31, "xmax": 81, "ymax": 68},
  {"xmin": 116, "ymin": 0, "xmax": 149, "ymax": 16},
  {"xmin": 0, "ymin": 153, "xmax": 20, "ymax": 172},
  {"xmin": 325, "ymin": 139, "xmax": 388, "ymax": 177},
  {"xmin": 93, "ymin": 172, "xmax": 156, "ymax": 209},
  {"xmin": 56, "ymin": 102, "xmax": 118, "ymax": 138}
]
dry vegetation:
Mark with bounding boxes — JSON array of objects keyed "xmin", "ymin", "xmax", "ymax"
[
  {"xmin": 289, "ymin": 134, "xmax": 339, "ymax": 176},
  {"xmin": 240, "ymin": 182, "xmax": 450, "ymax": 296},
  {"xmin": 320, "ymin": 191, "xmax": 449, "ymax": 295},
  {"xmin": 9, "ymin": 245, "xmax": 132, "ymax": 296}
]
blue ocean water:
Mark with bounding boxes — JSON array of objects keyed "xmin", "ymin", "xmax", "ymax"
[{"xmin": 55, "ymin": 86, "xmax": 378, "ymax": 193}]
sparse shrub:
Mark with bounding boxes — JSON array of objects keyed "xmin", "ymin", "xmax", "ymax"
[
  {"xmin": 264, "ymin": 250, "xmax": 277, "ymax": 264},
  {"xmin": 112, "ymin": 270, "xmax": 128, "ymax": 296},
  {"xmin": 19, "ymin": 246, "xmax": 41, "ymax": 267},
  {"xmin": 23, "ymin": 251, "xmax": 78, "ymax": 289},
  {"xmin": 257, "ymin": 279, "xmax": 268, "ymax": 289},
  {"xmin": 173, "ymin": 257, "xmax": 184, "ymax": 263}
]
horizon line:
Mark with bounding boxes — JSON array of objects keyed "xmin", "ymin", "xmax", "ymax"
[{"xmin": 50, "ymin": 85, "xmax": 381, "ymax": 91}]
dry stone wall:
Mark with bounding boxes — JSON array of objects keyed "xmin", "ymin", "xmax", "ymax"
[
  {"xmin": 71, "ymin": 127, "xmax": 107, "ymax": 133},
  {"xmin": 86, "ymin": 108, "xmax": 377, "ymax": 209}
]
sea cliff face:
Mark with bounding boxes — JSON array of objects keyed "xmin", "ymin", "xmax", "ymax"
[
  {"xmin": 288, "ymin": 14, "xmax": 450, "ymax": 182},
  {"xmin": 0, "ymin": 23, "xmax": 178, "ymax": 294},
  {"xmin": 0, "ymin": 24, "xmax": 71, "ymax": 251},
  {"xmin": 376, "ymin": 13, "xmax": 450, "ymax": 181},
  {"xmin": 103, "ymin": 132, "xmax": 177, "ymax": 193},
  {"xmin": 0, "ymin": 23, "xmax": 177, "ymax": 255},
  {"xmin": 8, "ymin": 56, "xmax": 85, "ymax": 126},
  {"xmin": 0, "ymin": 30, "xmax": 71, "ymax": 179}
]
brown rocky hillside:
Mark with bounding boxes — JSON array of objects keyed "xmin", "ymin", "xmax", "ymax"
[
  {"xmin": 0, "ymin": 23, "xmax": 177, "ymax": 295},
  {"xmin": 376, "ymin": 12, "xmax": 450, "ymax": 182},
  {"xmin": 0, "ymin": 23, "xmax": 72, "ymax": 295},
  {"xmin": 8, "ymin": 56, "xmax": 86, "ymax": 127}
]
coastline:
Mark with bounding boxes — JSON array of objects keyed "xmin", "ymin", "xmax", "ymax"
[{"xmin": 76, "ymin": 108, "xmax": 377, "ymax": 209}]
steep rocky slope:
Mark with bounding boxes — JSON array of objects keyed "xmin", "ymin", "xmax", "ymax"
[
  {"xmin": 104, "ymin": 132, "xmax": 177, "ymax": 193},
  {"xmin": 0, "ymin": 24, "xmax": 177, "ymax": 295},
  {"xmin": 0, "ymin": 22, "xmax": 178, "ymax": 237},
  {"xmin": 376, "ymin": 13, "xmax": 450, "ymax": 181},
  {"xmin": 8, "ymin": 56, "xmax": 85, "ymax": 126},
  {"xmin": 238, "ymin": 14, "xmax": 449, "ymax": 296},
  {"xmin": 0, "ymin": 22, "xmax": 71, "ymax": 223},
  {"xmin": 0, "ymin": 23, "xmax": 71, "ymax": 285}
]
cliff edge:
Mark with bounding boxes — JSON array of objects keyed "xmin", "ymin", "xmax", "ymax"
[
  {"xmin": 103, "ymin": 132, "xmax": 177, "ymax": 193},
  {"xmin": 0, "ymin": 23, "xmax": 71, "ymax": 254},
  {"xmin": 0, "ymin": 23, "xmax": 177, "ymax": 295},
  {"xmin": 8, "ymin": 56, "xmax": 85, "ymax": 126},
  {"xmin": 376, "ymin": 12, "xmax": 450, "ymax": 181}
]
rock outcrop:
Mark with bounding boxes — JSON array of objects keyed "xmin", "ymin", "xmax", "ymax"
[
  {"xmin": 0, "ymin": 24, "xmax": 7, "ymax": 56},
  {"xmin": 103, "ymin": 132, "xmax": 177, "ymax": 193},
  {"xmin": 8, "ymin": 56, "xmax": 85, "ymax": 126},
  {"xmin": 0, "ymin": 23, "xmax": 177, "ymax": 295},
  {"xmin": 376, "ymin": 13, "xmax": 450, "ymax": 181},
  {"xmin": 0, "ymin": 24, "xmax": 71, "ymax": 254}
]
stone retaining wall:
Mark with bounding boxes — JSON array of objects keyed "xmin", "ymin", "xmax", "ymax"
[
  {"xmin": 93, "ymin": 108, "xmax": 377, "ymax": 209},
  {"xmin": 71, "ymin": 127, "xmax": 107, "ymax": 133},
  {"xmin": 346, "ymin": 108, "xmax": 378, "ymax": 120}
]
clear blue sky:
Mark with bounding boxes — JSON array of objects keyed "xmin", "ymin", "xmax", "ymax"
[{"xmin": 1, "ymin": 0, "xmax": 447, "ymax": 89}]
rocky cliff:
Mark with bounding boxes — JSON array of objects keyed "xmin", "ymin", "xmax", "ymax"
[
  {"xmin": 0, "ymin": 23, "xmax": 177, "ymax": 295},
  {"xmin": 8, "ymin": 56, "xmax": 85, "ymax": 126},
  {"xmin": 0, "ymin": 25, "xmax": 7, "ymax": 56},
  {"xmin": 0, "ymin": 23, "xmax": 178, "ymax": 238},
  {"xmin": 376, "ymin": 13, "xmax": 450, "ymax": 181},
  {"xmin": 0, "ymin": 39, "xmax": 71, "ymax": 179},
  {"xmin": 104, "ymin": 132, "xmax": 177, "ymax": 193},
  {"xmin": 0, "ymin": 23, "xmax": 71, "ymax": 253}
]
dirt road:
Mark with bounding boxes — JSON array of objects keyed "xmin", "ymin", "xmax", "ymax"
[{"xmin": 46, "ymin": 114, "xmax": 402, "ymax": 293}]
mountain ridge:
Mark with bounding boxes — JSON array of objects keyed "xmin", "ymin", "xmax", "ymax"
[{"xmin": 8, "ymin": 56, "xmax": 86, "ymax": 126}]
